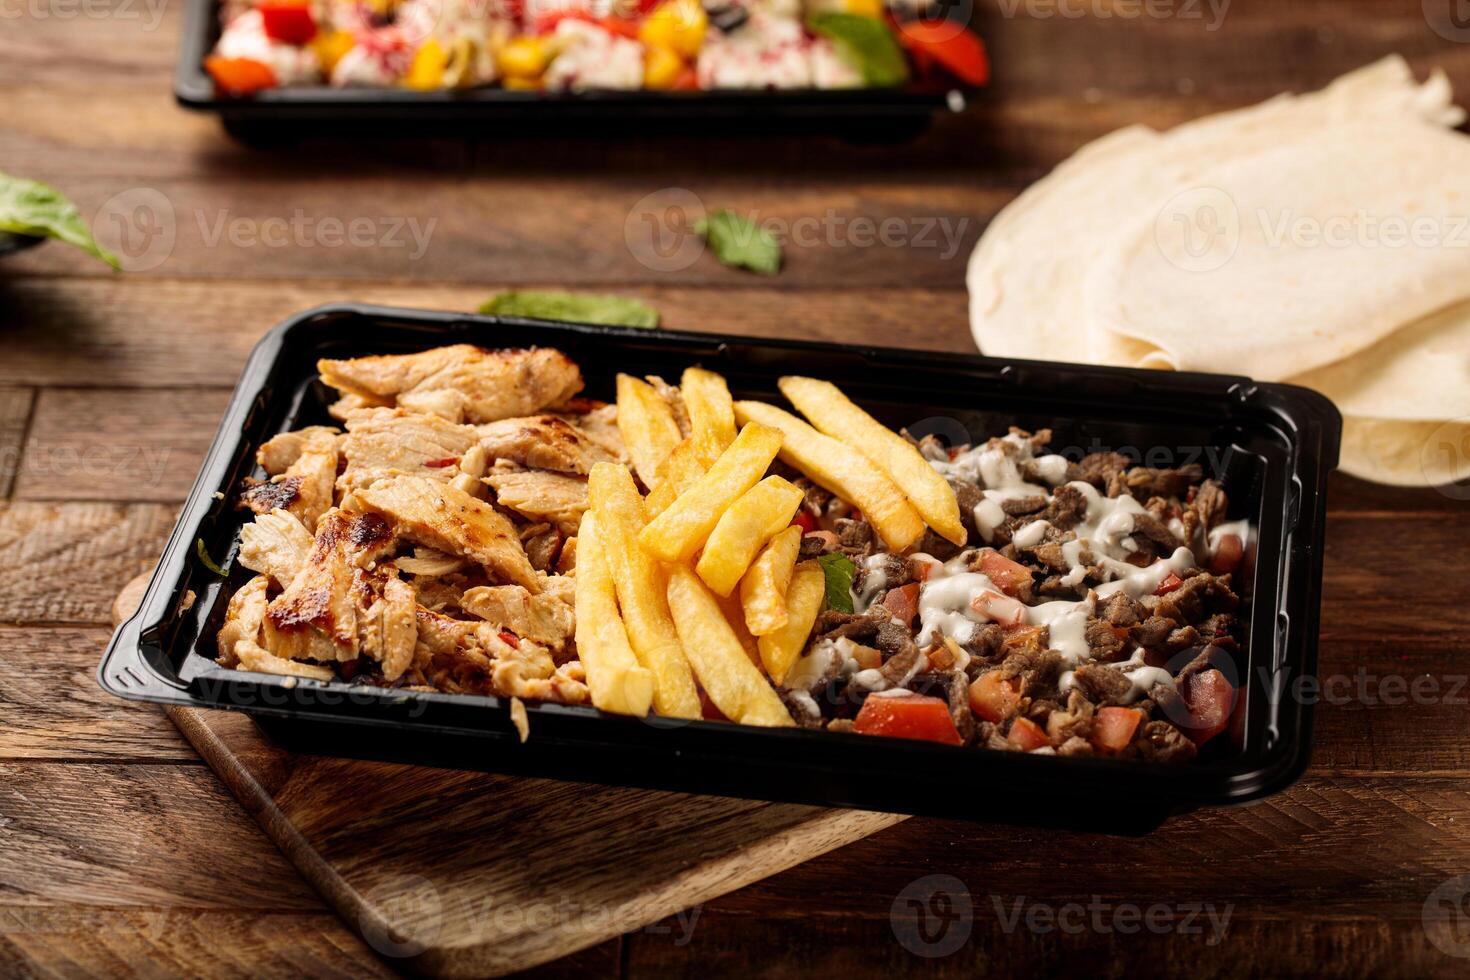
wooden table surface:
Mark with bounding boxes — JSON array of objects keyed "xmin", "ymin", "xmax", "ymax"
[{"xmin": 5, "ymin": 1, "xmax": 1470, "ymax": 976}]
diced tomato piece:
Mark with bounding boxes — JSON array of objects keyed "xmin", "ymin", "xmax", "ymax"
[
  {"xmin": 881, "ymin": 583, "xmax": 921, "ymax": 628},
  {"xmin": 1091, "ymin": 706, "xmax": 1144, "ymax": 753},
  {"xmin": 970, "ymin": 589, "xmax": 1025, "ymax": 627},
  {"xmin": 1007, "ymin": 716, "xmax": 1050, "ymax": 751},
  {"xmin": 259, "ymin": 2, "xmax": 317, "ymax": 45},
  {"xmin": 1208, "ymin": 533, "xmax": 1244, "ymax": 576},
  {"xmin": 1154, "ymin": 571, "xmax": 1183, "ymax": 596},
  {"xmin": 790, "ymin": 510, "xmax": 818, "ymax": 534},
  {"xmin": 975, "ymin": 549, "xmax": 1032, "ymax": 598},
  {"xmin": 423, "ymin": 456, "xmax": 459, "ymax": 469},
  {"xmin": 909, "ymin": 557, "xmax": 936, "ymax": 582},
  {"xmin": 894, "ymin": 20, "xmax": 990, "ymax": 86},
  {"xmin": 497, "ymin": 630, "xmax": 520, "ymax": 649},
  {"xmin": 671, "ymin": 66, "xmax": 700, "ymax": 91},
  {"xmin": 853, "ymin": 693, "xmax": 963, "ymax": 746},
  {"xmin": 204, "ymin": 56, "xmax": 278, "ymax": 96},
  {"xmin": 1179, "ymin": 668, "xmax": 1235, "ymax": 744},
  {"xmin": 968, "ymin": 670, "xmax": 1021, "ymax": 723}
]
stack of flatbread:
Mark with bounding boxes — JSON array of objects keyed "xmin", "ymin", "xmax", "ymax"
[{"xmin": 967, "ymin": 56, "xmax": 1470, "ymax": 487}]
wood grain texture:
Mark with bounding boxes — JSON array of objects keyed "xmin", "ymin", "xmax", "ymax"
[
  {"xmin": 0, "ymin": 389, "xmax": 34, "ymax": 501},
  {"xmin": 165, "ymin": 704, "xmax": 906, "ymax": 978},
  {"xmin": 0, "ymin": 626, "xmax": 196, "ymax": 762},
  {"xmin": 0, "ymin": 502, "xmax": 177, "ymax": 624}
]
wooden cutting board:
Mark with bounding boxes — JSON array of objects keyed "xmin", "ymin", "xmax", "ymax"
[{"xmin": 112, "ymin": 574, "xmax": 906, "ymax": 978}]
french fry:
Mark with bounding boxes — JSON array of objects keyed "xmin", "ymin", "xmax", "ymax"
[
  {"xmin": 695, "ymin": 475, "xmax": 803, "ymax": 597},
  {"xmin": 740, "ymin": 524, "xmax": 802, "ymax": 636},
  {"xmin": 665, "ymin": 566, "xmax": 793, "ymax": 727},
  {"xmin": 587, "ymin": 462, "xmax": 701, "ymax": 719},
  {"xmin": 757, "ymin": 560, "xmax": 826, "ymax": 685},
  {"xmin": 638, "ymin": 422, "xmax": 783, "ymax": 563},
  {"xmin": 733, "ymin": 400, "xmax": 926, "ymax": 552},
  {"xmin": 681, "ymin": 367, "xmax": 736, "ymax": 464},
  {"xmin": 616, "ymin": 373, "xmax": 683, "ymax": 488},
  {"xmin": 778, "ymin": 376, "xmax": 967, "ymax": 546},
  {"xmin": 573, "ymin": 512, "xmax": 655, "ymax": 716},
  {"xmin": 643, "ymin": 437, "xmax": 708, "ymax": 518}
]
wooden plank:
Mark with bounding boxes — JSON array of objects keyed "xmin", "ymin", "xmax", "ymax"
[
  {"xmin": 0, "ymin": 502, "xmax": 177, "ymax": 624},
  {"xmin": 168, "ymin": 704, "xmax": 905, "ymax": 978},
  {"xmin": 0, "ymin": 278, "xmax": 973, "ymax": 387},
  {"xmin": 14, "ymin": 389, "xmax": 229, "ymax": 502},
  {"xmin": 0, "ymin": 389, "xmax": 32, "ymax": 500},
  {"xmin": 623, "ymin": 909, "xmax": 1469, "ymax": 978},
  {"xmin": 0, "ymin": 910, "xmax": 395, "ymax": 980},
  {"xmin": 0, "ymin": 762, "xmax": 324, "ymax": 910},
  {"xmin": 0, "ymin": 626, "xmax": 197, "ymax": 762}
]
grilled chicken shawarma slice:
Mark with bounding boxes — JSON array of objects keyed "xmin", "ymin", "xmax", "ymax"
[
  {"xmin": 336, "ymin": 408, "xmax": 480, "ymax": 494},
  {"xmin": 352, "ymin": 475, "xmax": 540, "ymax": 590},
  {"xmin": 410, "ymin": 605, "xmax": 586, "ymax": 702},
  {"xmin": 240, "ymin": 427, "xmax": 340, "ymax": 530},
  {"xmin": 483, "ymin": 471, "xmax": 588, "ymax": 536},
  {"xmin": 318, "ymin": 345, "xmax": 583, "ymax": 424},
  {"xmin": 460, "ymin": 584, "xmax": 575, "ymax": 652},
  {"xmin": 217, "ymin": 576, "xmax": 337, "ymax": 682},
  {"xmin": 476, "ymin": 415, "xmax": 615, "ymax": 474},
  {"xmin": 553, "ymin": 402, "xmax": 625, "ymax": 462},
  {"xmin": 256, "ymin": 426, "xmax": 342, "ymax": 476},
  {"xmin": 238, "ymin": 509, "xmax": 314, "ymax": 589},
  {"xmin": 358, "ymin": 574, "xmax": 418, "ymax": 681},
  {"xmin": 264, "ymin": 509, "xmax": 397, "ymax": 663}
]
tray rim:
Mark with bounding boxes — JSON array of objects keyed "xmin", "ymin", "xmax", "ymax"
[{"xmin": 98, "ymin": 302, "xmax": 1342, "ymax": 823}]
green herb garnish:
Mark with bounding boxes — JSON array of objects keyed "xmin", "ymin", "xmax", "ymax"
[
  {"xmin": 816, "ymin": 552, "xmax": 857, "ymax": 614},
  {"xmin": 807, "ymin": 13, "xmax": 910, "ymax": 88},
  {"xmin": 479, "ymin": 290, "xmax": 660, "ymax": 328},
  {"xmin": 695, "ymin": 210, "xmax": 782, "ymax": 276},
  {"xmin": 196, "ymin": 538, "xmax": 228, "ymax": 578},
  {"xmin": 0, "ymin": 172, "xmax": 119, "ymax": 269}
]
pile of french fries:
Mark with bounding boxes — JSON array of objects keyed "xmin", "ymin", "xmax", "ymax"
[{"xmin": 572, "ymin": 368, "xmax": 967, "ymax": 725}]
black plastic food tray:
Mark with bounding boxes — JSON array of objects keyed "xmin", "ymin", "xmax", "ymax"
[
  {"xmin": 99, "ymin": 304, "xmax": 1340, "ymax": 834},
  {"xmin": 175, "ymin": 0, "xmax": 975, "ymax": 139}
]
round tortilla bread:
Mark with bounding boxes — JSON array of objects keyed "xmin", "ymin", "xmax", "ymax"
[
  {"xmin": 1339, "ymin": 416, "xmax": 1470, "ymax": 488},
  {"xmin": 967, "ymin": 56, "xmax": 1461, "ymax": 364},
  {"xmin": 1082, "ymin": 119, "xmax": 1470, "ymax": 380}
]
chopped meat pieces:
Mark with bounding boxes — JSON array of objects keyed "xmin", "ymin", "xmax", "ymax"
[{"xmin": 483, "ymin": 471, "xmax": 588, "ymax": 536}]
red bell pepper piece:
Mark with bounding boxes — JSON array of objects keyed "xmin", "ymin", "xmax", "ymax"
[
  {"xmin": 204, "ymin": 56, "xmax": 278, "ymax": 96},
  {"xmin": 790, "ymin": 510, "xmax": 818, "ymax": 534},
  {"xmin": 853, "ymin": 693, "xmax": 963, "ymax": 746},
  {"xmin": 259, "ymin": 3, "xmax": 317, "ymax": 45},
  {"xmin": 1154, "ymin": 571, "xmax": 1183, "ymax": 596},
  {"xmin": 894, "ymin": 20, "xmax": 989, "ymax": 86},
  {"xmin": 968, "ymin": 670, "xmax": 1020, "ymax": 724},
  {"xmin": 975, "ymin": 548, "xmax": 1032, "ymax": 598}
]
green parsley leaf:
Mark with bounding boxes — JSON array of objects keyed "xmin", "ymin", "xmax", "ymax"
[
  {"xmin": 196, "ymin": 538, "xmax": 227, "ymax": 578},
  {"xmin": 807, "ymin": 13, "xmax": 910, "ymax": 88},
  {"xmin": 695, "ymin": 210, "xmax": 782, "ymax": 276},
  {"xmin": 479, "ymin": 290, "xmax": 660, "ymax": 329},
  {"xmin": 0, "ymin": 172, "xmax": 119, "ymax": 269},
  {"xmin": 816, "ymin": 552, "xmax": 857, "ymax": 614}
]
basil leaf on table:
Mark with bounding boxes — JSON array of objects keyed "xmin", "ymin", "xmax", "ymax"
[
  {"xmin": 807, "ymin": 13, "xmax": 910, "ymax": 88},
  {"xmin": 816, "ymin": 552, "xmax": 857, "ymax": 614},
  {"xmin": 695, "ymin": 210, "xmax": 783, "ymax": 275},
  {"xmin": 0, "ymin": 172, "xmax": 119, "ymax": 269},
  {"xmin": 479, "ymin": 290, "xmax": 661, "ymax": 329}
]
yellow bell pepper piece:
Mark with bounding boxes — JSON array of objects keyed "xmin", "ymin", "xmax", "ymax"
[
  {"xmin": 844, "ymin": 0, "xmax": 883, "ymax": 16},
  {"xmin": 497, "ymin": 36, "xmax": 550, "ymax": 80},
  {"xmin": 643, "ymin": 44, "xmax": 684, "ymax": 90},
  {"xmin": 502, "ymin": 76, "xmax": 543, "ymax": 90},
  {"xmin": 311, "ymin": 30, "xmax": 356, "ymax": 77},
  {"xmin": 404, "ymin": 38, "xmax": 448, "ymax": 90},
  {"xmin": 638, "ymin": 0, "xmax": 707, "ymax": 60}
]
